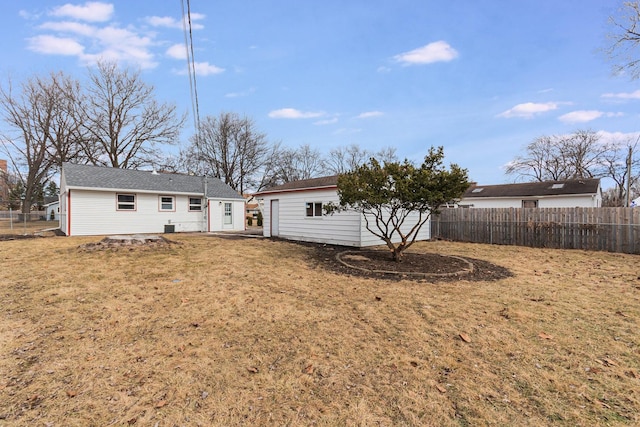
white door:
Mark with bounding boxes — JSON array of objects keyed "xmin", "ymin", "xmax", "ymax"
[
  {"xmin": 271, "ymin": 199, "xmax": 279, "ymax": 237},
  {"xmin": 223, "ymin": 202, "xmax": 233, "ymax": 229}
]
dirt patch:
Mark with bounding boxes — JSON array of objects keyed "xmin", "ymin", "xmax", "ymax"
[
  {"xmin": 0, "ymin": 234, "xmax": 45, "ymax": 242},
  {"xmin": 304, "ymin": 242, "xmax": 513, "ymax": 282},
  {"xmin": 78, "ymin": 235, "xmax": 180, "ymax": 251}
]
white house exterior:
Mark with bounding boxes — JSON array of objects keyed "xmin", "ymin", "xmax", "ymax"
[
  {"xmin": 459, "ymin": 179, "xmax": 602, "ymax": 208},
  {"xmin": 59, "ymin": 163, "xmax": 245, "ymax": 236},
  {"xmin": 255, "ymin": 176, "xmax": 431, "ymax": 247},
  {"xmin": 44, "ymin": 200, "xmax": 60, "ymax": 221}
]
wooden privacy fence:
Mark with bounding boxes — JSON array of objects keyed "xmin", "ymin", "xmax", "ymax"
[{"xmin": 430, "ymin": 207, "xmax": 640, "ymax": 254}]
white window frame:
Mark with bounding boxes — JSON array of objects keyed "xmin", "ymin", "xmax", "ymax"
[
  {"xmin": 189, "ymin": 197, "xmax": 203, "ymax": 212},
  {"xmin": 224, "ymin": 202, "xmax": 233, "ymax": 224},
  {"xmin": 159, "ymin": 195, "xmax": 175, "ymax": 212},
  {"xmin": 117, "ymin": 193, "xmax": 136, "ymax": 211},
  {"xmin": 305, "ymin": 201, "xmax": 323, "ymax": 217}
]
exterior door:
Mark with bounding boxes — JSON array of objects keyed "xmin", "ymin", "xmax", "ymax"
[
  {"xmin": 223, "ymin": 202, "xmax": 233, "ymax": 229},
  {"xmin": 270, "ymin": 199, "xmax": 279, "ymax": 237}
]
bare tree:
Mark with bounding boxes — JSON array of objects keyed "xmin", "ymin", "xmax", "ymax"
[
  {"xmin": 81, "ymin": 61, "xmax": 184, "ymax": 169},
  {"xmin": 607, "ymin": 1, "xmax": 640, "ymax": 79},
  {"xmin": 600, "ymin": 136, "xmax": 640, "ymax": 205},
  {"xmin": 324, "ymin": 144, "xmax": 398, "ymax": 174},
  {"xmin": 0, "ymin": 72, "xmax": 83, "ymax": 215},
  {"xmin": 269, "ymin": 144, "xmax": 324, "ymax": 184},
  {"xmin": 187, "ymin": 112, "xmax": 275, "ymax": 194},
  {"xmin": 506, "ymin": 130, "xmax": 611, "ymax": 182}
]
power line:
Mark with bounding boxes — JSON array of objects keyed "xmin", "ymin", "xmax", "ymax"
[{"xmin": 181, "ymin": 0, "xmax": 201, "ymax": 139}]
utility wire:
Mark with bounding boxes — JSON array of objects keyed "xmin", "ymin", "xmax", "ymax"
[{"xmin": 181, "ymin": 0, "xmax": 201, "ymax": 140}]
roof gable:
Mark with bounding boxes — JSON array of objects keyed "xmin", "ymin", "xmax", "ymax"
[
  {"xmin": 62, "ymin": 163, "xmax": 244, "ymax": 200},
  {"xmin": 463, "ymin": 179, "xmax": 601, "ymax": 199}
]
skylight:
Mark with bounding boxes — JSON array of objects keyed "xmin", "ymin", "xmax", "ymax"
[
  {"xmin": 472, "ymin": 188, "xmax": 484, "ymax": 193},
  {"xmin": 551, "ymin": 183, "xmax": 564, "ymax": 189}
]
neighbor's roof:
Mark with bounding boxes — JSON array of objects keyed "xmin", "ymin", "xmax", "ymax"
[
  {"xmin": 62, "ymin": 163, "xmax": 244, "ymax": 199},
  {"xmin": 255, "ymin": 175, "xmax": 339, "ymax": 195},
  {"xmin": 462, "ymin": 178, "xmax": 601, "ymax": 199}
]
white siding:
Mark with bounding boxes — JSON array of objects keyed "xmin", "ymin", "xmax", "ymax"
[
  {"xmin": 461, "ymin": 194, "xmax": 599, "ymax": 208},
  {"xmin": 207, "ymin": 199, "xmax": 245, "ymax": 232},
  {"xmin": 67, "ymin": 190, "xmax": 208, "ymax": 236},
  {"xmin": 262, "ymin": 189, "xmax": 362, "ymax": 246},
  {"xmin": 261, "ymin": 189, "xmax": 431, "ymax": 247}
]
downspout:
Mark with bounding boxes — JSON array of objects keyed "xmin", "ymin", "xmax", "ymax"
[
  {"xmin": 203, "ymin": 177, "xmax": 208, "ymax": 232},
  {"xmin": 67, "ymin": 190, "xmax": 71, "ymax": 236}
]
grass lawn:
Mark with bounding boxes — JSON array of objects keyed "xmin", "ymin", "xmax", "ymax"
[{"xmin": 0, "ymin": 235, "xmax": 639, "ymax": 426}]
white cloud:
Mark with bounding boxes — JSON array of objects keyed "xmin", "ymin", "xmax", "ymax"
[
  {"xmin": 27, "ymin": 35, "xmax": 85, "ymax": 56},
  {"xmin": 174, "ymin": 61, "xmax": 224, "ymax": 76},
  {"xmin": 497, "ymin": 102, "xmax": 559, "ymax": 119},
  {"xmin": 145, "ymin": 13, "xmax": 205, "ymax": 30},
  {"xmin": 357, "ymin": 111, "xmax": 384, "ymax": 119},
  {"xmin": 40, "ymin": 21, "xmax": 96, "ymax": 37},
  {"xmin": 225, "ymin": 88, "xmax": 255, "ymax": 98},
  {"xmin": 50, "ymin": 2, "xmax": 114, "ymax": 22},
  {"xmin": 268, "ymin": 108, "xmax": 325, "ymax": 119},
  {"xmin": 314, "ymin": 117, "xmax": 338, "ymax": 125},
  {"xmin": 166, "ymin": 43, "xmax": 186, "ymax": 60},
  {"xmin": 394, "ymin": 41, "xmax": 458, "ymax": 65},
  {"xmin": 559, "ymin": 110, "xmax": 624, "ymax": 123},
  {"xmin": 601, "ymin": 90, "xmax": 640, "ymax": 100},
  {"xmin": 193, "ymin": 62, "xmax": 224, "ymax": 75}
]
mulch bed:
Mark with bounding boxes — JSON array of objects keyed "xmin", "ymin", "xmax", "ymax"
[{"xmin": 303, "ymin": 242, "xmax": 513, "ymax": 282}]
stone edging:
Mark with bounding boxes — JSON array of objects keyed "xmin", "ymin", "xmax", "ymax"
[{"xmin": 336, "ymin": 250, "xmax": 475, "ymax": 278}]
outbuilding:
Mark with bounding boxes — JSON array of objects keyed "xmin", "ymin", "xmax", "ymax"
[
  {"xmin": 254, "ymin": 175, "xmax": 431, "ymax": 247},
  {"xmin": 59, "ymin": 163, "xmax": 245, "ymax": 236}
]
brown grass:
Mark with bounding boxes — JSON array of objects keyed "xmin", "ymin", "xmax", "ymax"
[
  {"xmin": 1, "ymin": 235, "xmax": 639, "ymax": 426},
  {"xmin": 0, "ymin": 219, "xmax": 58, "ymax": 236}
]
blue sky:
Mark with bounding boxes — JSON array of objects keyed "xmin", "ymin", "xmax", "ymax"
[{"xmin": 2, "ymin": 1, "xmax": 639, "ymax": 186}]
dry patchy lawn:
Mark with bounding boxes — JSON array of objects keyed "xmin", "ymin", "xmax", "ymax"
[{"xmin": 0, "ymin": 235, "xmax": 639, "ymax": 426}]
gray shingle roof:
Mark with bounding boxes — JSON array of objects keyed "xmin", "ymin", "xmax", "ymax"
[
  {"xmin": 463, "ymin": 178, "xmax": 600, "ymax": 199},
  {"xmin": 255, "ymin": 175, "xmax": 339, "ymax": 195},
  {"xmin": 62, "ymin": 163, "xmax": 244, "ymax": 200}
]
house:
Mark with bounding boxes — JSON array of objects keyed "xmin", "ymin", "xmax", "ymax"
[
  {"xmin": 59, "ymin": 163, "xmax": 245, "ymax": 236},
  {"xmin": 44, "ymin": 199, "xmax": 59, "ymax": 221},
  {"xmin": 254, "ymin": 175, "xmax": 431, "ymax": 247},
  {"xmin": 459, "ymin": 179, "xmax": 602, "ymax": 208}
]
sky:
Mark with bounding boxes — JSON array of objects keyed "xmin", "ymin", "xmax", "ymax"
[{"xmin": 1, "ymin": 0, "xmax": 639, "ymax": 187}]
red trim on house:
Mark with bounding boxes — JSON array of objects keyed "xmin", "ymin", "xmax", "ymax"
[
  {"xmin": 207, "ymin": 200, "xmax": 211, "ymax": 232},
  {"xmin": 67, "ymin": 190, "xmax": 71, "ymax": 236}
]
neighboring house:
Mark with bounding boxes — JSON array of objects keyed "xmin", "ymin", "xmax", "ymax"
[
  {"xmin": 44, "ymin": 200, "xmax": 59, "ymax": 221},
  {"xmin": 254, "ymin": 175, "xmax": 431, "ymax": 247},
  {"xmin": 459, "ymin": 179, "xmax": 602, "ymax": 208},
  {"xmin": 59, "ymin": 163, "xmax": 245, "ymax": 236}
]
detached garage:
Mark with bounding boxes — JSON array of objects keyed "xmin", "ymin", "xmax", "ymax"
[
  {"xmin": 59, "ymin": 163, "xmax": 245, "ymax": 236},
  {"xmin": 255, "ymin": 175, "xmax": 431, "ymax": 247}
]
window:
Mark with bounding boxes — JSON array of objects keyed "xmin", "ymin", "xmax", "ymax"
[
  {"xmin": 522, "ymin": 200, "xmax": 538, "ymax": 208},
  {"xmin": 189, "ymin": 197, "xmax": 203, "ymax": 211},
  {"xmin": 305, "ymin": 202, "xmax": 323, "ymax": 217},
  {"xmin": 159, "ymin": 196, "xmax": 175, "ymax": 211},
  {"xmin": 224, "ymin": 202, "xmax": 232, "ymax": 224},
  {"xmin": 117, "ymin": 194, "xmax": 136, "ymax": 210}
]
